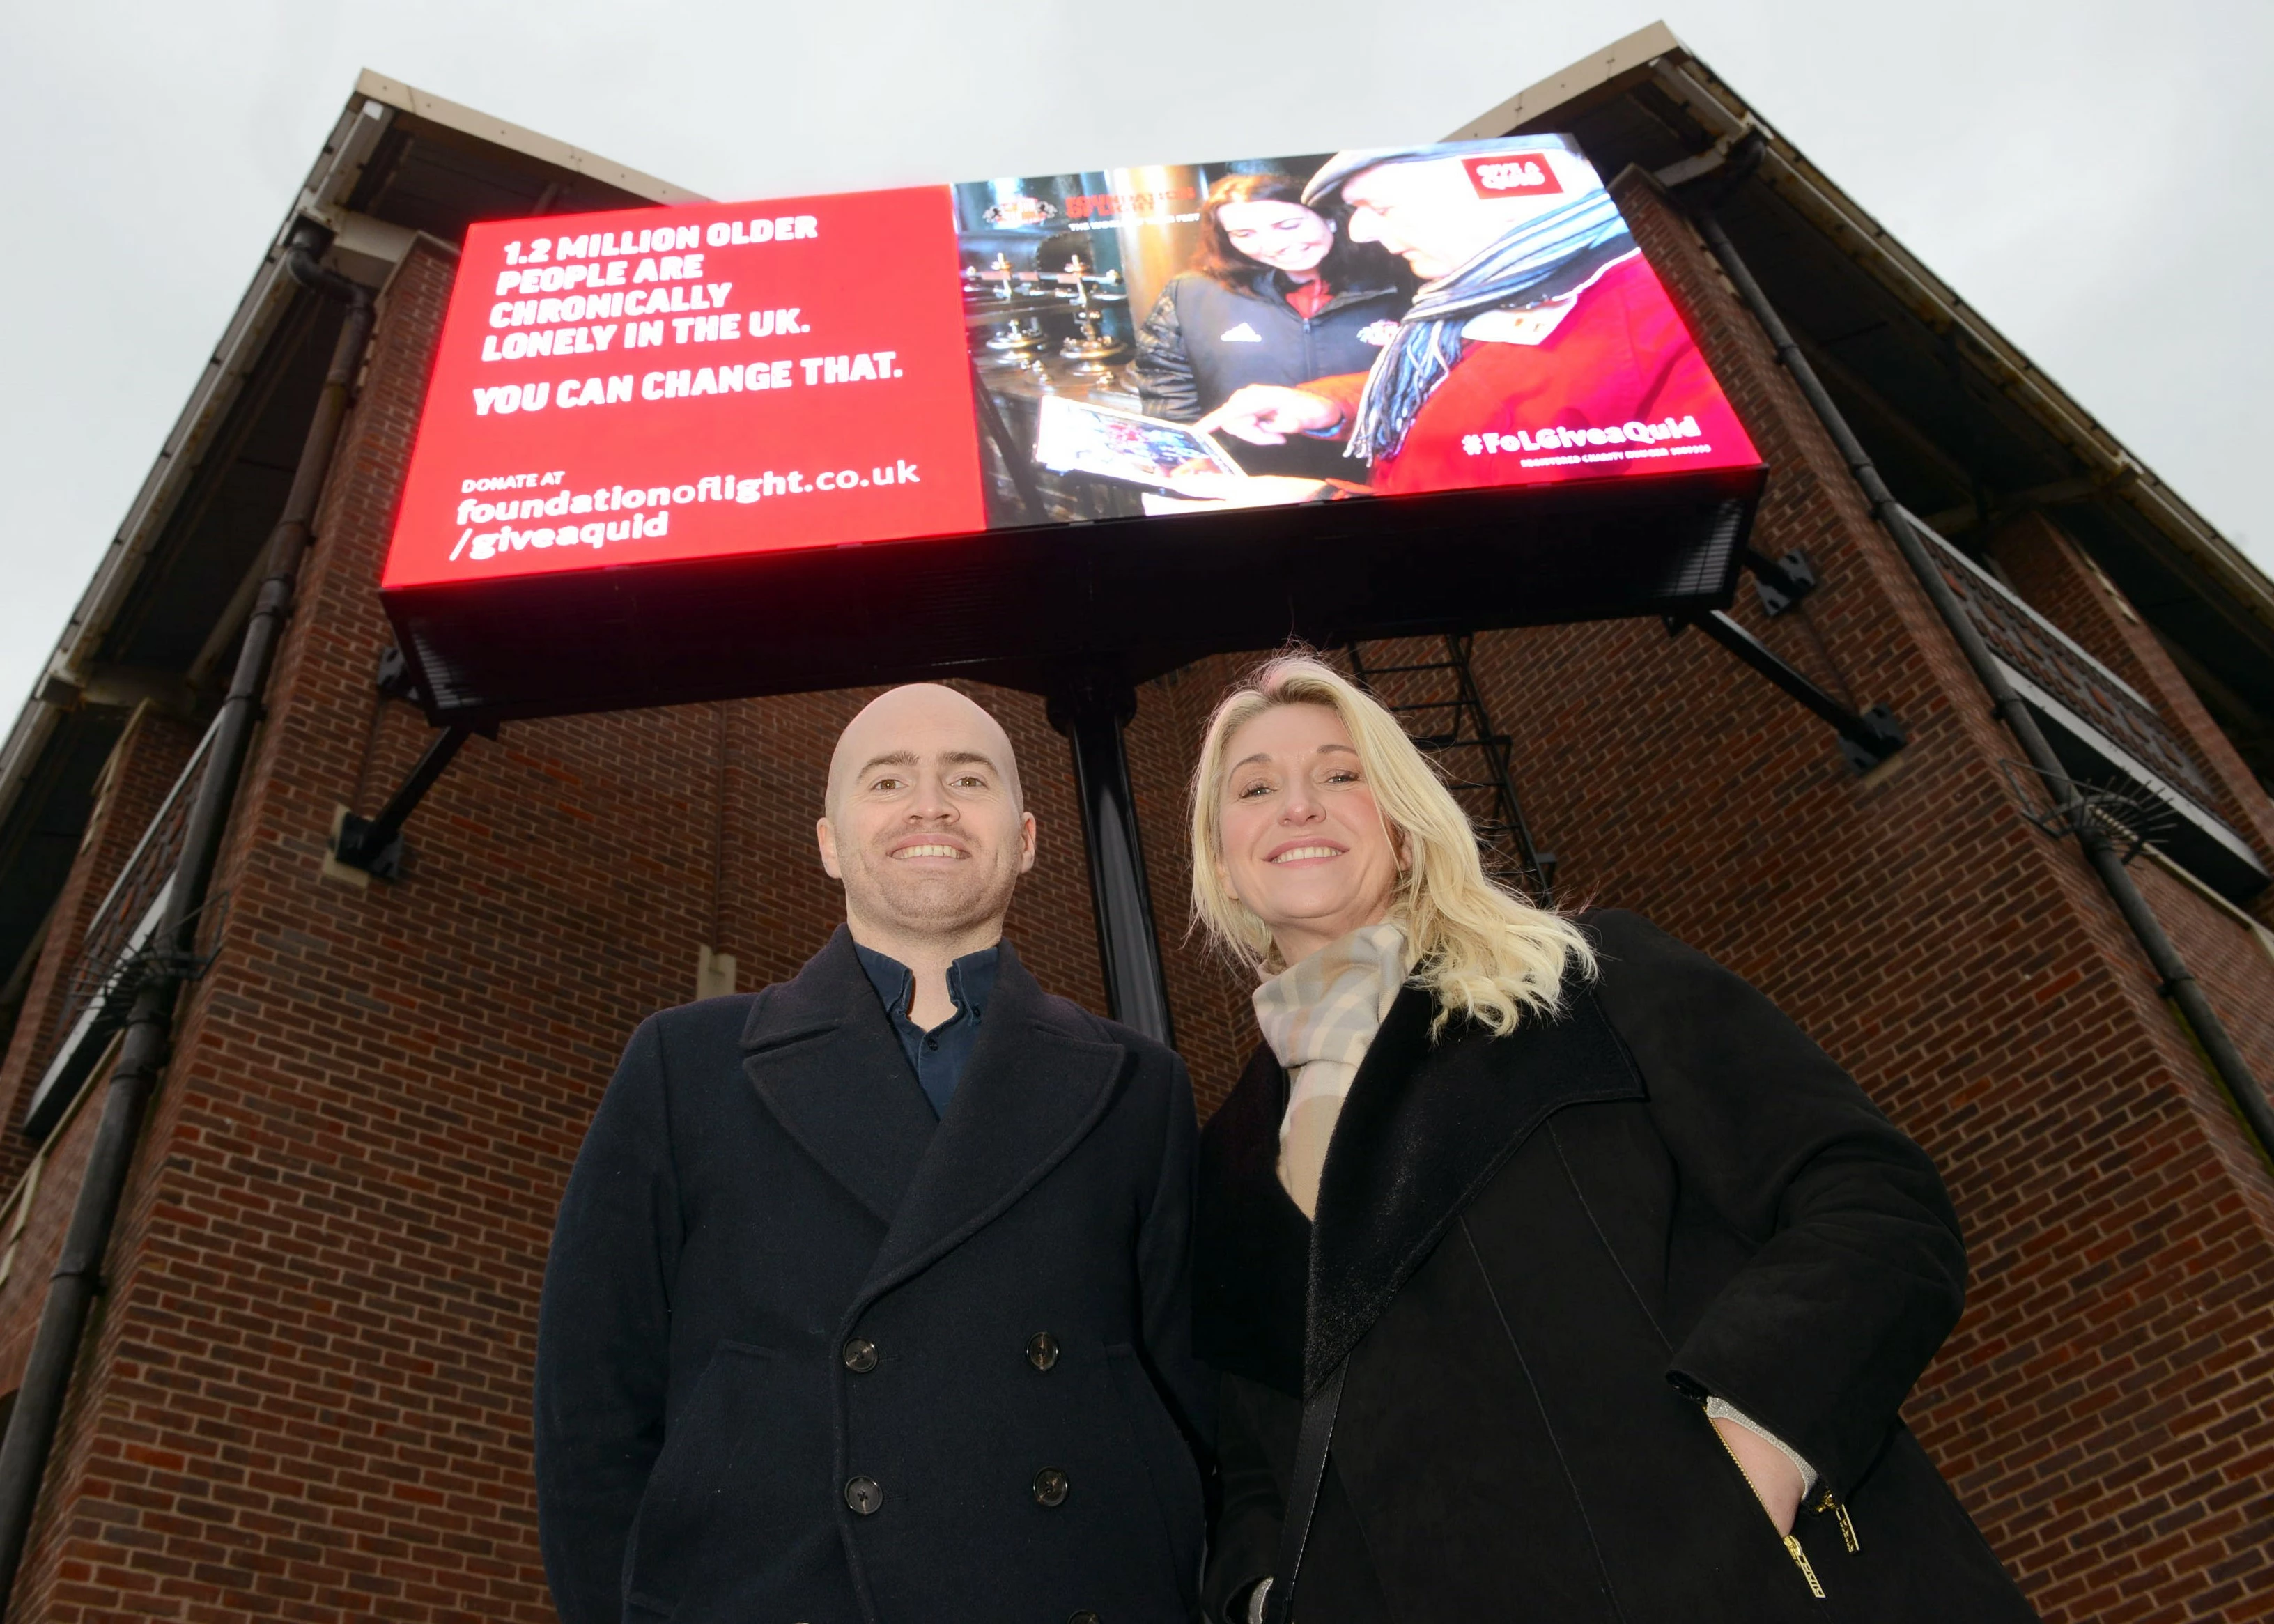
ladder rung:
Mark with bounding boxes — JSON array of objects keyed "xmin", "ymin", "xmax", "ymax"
[{"xmin": 1353, "ymin": 637, "xmax": 1548, "ymax": 895}]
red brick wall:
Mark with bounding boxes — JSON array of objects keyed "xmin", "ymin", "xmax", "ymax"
[{"xmin": 0, "ymin": 180, "xmax": 2270, "ymax": 1624}]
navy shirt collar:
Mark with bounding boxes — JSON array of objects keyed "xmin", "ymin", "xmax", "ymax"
[
  {"xmin": 854, "ymin": 940, "xmax": 999, "ymax": 1021},
  {"xmin": 853, "ymin": 939, "xmax": 1000, "ymax": 1118}
]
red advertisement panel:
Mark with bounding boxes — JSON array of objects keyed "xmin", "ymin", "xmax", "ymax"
[{"xmin": 382, "ymin": 187, "xmax": 986, "ymax": 590}]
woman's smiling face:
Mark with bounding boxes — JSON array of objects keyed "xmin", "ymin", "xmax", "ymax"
[
  {"xmin": 1216, "ymin": 702, "xmax": 1402, "ymax": 965},
  {"xmin": 1216, "ymin": 200, "xmax": 1337, "ymax": 275}
]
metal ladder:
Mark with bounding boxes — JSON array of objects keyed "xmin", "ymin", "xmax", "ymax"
[{"xmin": 1346, "ymin": 634, "xmax": 1556, "ymax": 903}]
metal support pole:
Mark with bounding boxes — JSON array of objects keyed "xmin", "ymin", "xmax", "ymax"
[
  {"xmin": 1046, "ymin": 667, "xmax": 1174, "ymax": 1047},
  {"xmin": 0, "ymin": 229, "xmax": 375, "ymax": 1614},
  {"xmin": 1692, "ymin": 203, "xmax": 2274, "ymax": 1163}
]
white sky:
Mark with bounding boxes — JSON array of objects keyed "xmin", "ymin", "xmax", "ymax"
[{"xmin": 1, "ymin": 1, "xmax": 2264, "ymax": 712}]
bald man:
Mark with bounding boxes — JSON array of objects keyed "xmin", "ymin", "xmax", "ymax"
[{"xmin": 535, "ymin": 686, "xmax": 1207, "ymax": 1624}]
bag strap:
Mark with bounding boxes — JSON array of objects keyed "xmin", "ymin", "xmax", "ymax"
[{"xmin": 1262, "ymin": 1360, "xmax": 1347, "ymax": 1624}]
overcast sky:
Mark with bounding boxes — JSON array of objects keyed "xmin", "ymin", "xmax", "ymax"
[{"xmin": 1, "ymin": 0, "xmax": 2264, "ymax": 711}]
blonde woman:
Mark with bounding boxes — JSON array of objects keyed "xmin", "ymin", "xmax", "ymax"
[{"xmin": 1188, "ymin": 653, "xmax": 2035, "ymax": 1624}]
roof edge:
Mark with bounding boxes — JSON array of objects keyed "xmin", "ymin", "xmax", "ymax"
[
  {"xmin": 1441, "ymin": 21, "xmax": 1685, "ymax": 142},
  {"xmin": 354, "ymin": 70, "xmax": 708, "ymax": 206}
]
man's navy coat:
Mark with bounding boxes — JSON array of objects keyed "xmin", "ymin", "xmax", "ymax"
[{"xmin": 536, "ymin": 928, "xmax": 1209, "ymax": 1624}]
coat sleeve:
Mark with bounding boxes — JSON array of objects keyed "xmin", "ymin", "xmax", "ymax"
[
  {"xmin": 1132, "ymin": 284, "xmax": 1202, "ymax": 422},
  {"xmin": 1586, "ymin": 911, "xmax": 1967, "ymax": 1500},
  {"xmin": 1136, "ymin": 1048, "xmax": 1214, "ymax": 1451},
  {"xmin": 1200, "ymin": 1373, "xmax": 1285, "ymax": 1624},
  {"xmin": 535, "ymin": 1015, "xmax": 685, "ymax": 1624}
]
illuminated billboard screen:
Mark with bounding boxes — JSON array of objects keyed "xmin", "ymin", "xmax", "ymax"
[{"xmin": 380, "ymin": 138, "xmax": 1764, "ymax": 720}]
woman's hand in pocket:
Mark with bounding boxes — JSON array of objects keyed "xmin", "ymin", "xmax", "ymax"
[{"xmin": 1712, "ymin": 1414, "xmax": 1804, "ymax": 1534}]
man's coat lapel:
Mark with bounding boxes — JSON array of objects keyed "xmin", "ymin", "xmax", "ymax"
[
  {"xmin": 1304, "ymin": 983, "xmax": 1647, "ymax": 1392},
  {"xmin": 861, "ymin": 943, "xmax": 1125, "ymax": 1301},
  {"xmin": 741, "ymin": 927, "xmax": 938, "ymax": 1225}
]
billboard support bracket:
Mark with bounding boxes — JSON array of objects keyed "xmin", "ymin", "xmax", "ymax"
[
  {"xmin": 1743, "ymin": 547, "xmax": 1817, "ymax": 617},
  {"xmin": 1046, "ymin": 664, "xmax": 1173, "ymax": 1048},
  {"xmin": 332, "ymin": 725, "xmax": 477, "ymax": 880},
  {"xmin": 1672, "ymin": 610, "xmax": 1906, "ymax": 771}
]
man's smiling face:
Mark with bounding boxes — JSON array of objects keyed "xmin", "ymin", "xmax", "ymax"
[{"xmin": 817, "ymin": 684, "xmax": 1036, "ymax": 943}]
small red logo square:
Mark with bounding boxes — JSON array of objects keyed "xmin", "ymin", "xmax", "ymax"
[{"xmin": 1463, "ymin": 153, "xmax": 1564, "ymax": 199}]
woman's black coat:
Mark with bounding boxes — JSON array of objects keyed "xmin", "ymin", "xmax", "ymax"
[{"xmin": 1194, "ymin": 911, "xmax": 2037, "ymax": 1623}]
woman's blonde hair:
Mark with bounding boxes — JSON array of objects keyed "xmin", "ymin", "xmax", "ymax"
[{"xmin": 1188, "ymin": 651, "xmax": 1593, "ymax": 1035}]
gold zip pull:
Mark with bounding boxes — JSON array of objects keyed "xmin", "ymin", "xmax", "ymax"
[
  {"xmin": 1834, "ymin": 1503, "xmax": 1859, "ymax": 1554},
  {"xmin": 1783, "ymin": 1534, "xmax": 1827, "ymax": 1598},
  {"xmin": 1709, "ymin": 1407, "xmax": 1829, "ymax": 1600}
]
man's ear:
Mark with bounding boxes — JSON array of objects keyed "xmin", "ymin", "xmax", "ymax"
[
  {"xmin": 1017, "ymin": 810, "xmax": 1038, "ymax": 874},
  {"xmin": 816, "ymin": 816, "xmax": 843, "ymax": 879}
]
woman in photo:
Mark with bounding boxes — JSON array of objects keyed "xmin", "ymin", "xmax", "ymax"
[
  {"xmin": 1131, "ymin": 173, "xmax": 1406, "ymax": 481},
  {"xmin": 1186, "ymin": 651, "xmax": 2039, "ymax": 1624}
]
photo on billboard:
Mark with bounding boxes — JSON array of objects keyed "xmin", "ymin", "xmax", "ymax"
[{"xmin": 950, "ymin": 139, "xmax": 1755, "ymax": 529}]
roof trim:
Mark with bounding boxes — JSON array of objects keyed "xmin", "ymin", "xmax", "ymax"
[
  {"xmin": 1441, "ymin": 21, "xmax": 1685, "ymax": 142},
  {"xmin": 353, "ymin": 70, "xmax": 708, "ymax": 206}
]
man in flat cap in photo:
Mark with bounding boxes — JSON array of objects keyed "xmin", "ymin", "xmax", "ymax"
[
  {"xmin": 534, "ymin": 683, "xmax": 1207, "ymax": 1624},
  {"xmin": 1196, "ymin": 139, "xmax": 1756, "ymax": 495}
]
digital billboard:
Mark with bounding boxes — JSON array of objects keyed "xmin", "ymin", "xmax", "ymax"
[{"xmin": 379, "ymin": 138, "xmax": 1764, "ymax": 719}]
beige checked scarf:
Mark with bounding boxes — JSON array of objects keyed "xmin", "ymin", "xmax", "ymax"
[{"xmin": 1252, "ymin": 923, "xmax": 1411, "ymax": 1219}]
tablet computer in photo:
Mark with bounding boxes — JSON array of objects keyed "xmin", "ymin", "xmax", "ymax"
[{"xmin": 1032, "ymin": 395, "xmax": 1246, "ymax": 491}]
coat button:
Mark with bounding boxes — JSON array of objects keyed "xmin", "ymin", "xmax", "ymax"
[
  {"xmin": 1069, "ymin": 1614, "xmax": 1101, "ymax": 1624},
  {"xmin": 844, "ymin": 1476, "xmax": 883, "ymax": 1515},
  {"xmin": 1026, "ymin": 1332, "xmax": 1060, "ymax": 1371},
  {"xmin": 842, "ymin": 1338, "xmax": 878, "ymax": 1373},
  {"xmin": 1031, "ymin": 1467, "xmax": 1069, "ymax": 1508}
]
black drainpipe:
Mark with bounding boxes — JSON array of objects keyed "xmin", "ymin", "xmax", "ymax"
[
  {"xmin": 1686, "ymin": 190, "xmax": 2274, "ymax": 1163},
  {"xmin": 0, "ymin": 225, "xmax": 376, "ymax": 1611}
]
